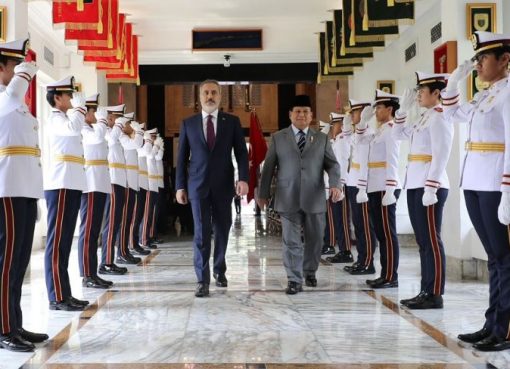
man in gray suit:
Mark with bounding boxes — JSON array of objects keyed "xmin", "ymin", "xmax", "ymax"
[{"xmin": 257, "ymin": 95, "xmax": 342, "ymax": 294}]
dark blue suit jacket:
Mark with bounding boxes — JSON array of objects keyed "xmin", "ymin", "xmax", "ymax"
[{"xmin": 175, "ymin": 112, "xmax": 249, "ymax": 200}]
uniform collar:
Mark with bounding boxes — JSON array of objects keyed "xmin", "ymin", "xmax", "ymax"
[{"xmin": 489, "ymin": 77, "xmax": 508, "ymax": 90}]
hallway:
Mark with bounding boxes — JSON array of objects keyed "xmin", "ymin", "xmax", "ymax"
[{"xmin": 7, "ymin": 212, "xmax": 509, "ymax": 369}]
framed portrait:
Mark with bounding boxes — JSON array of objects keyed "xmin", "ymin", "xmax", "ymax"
[
  {"xmin": 433, "ymin": 41, "xmax": 458, "ymax": 73},
  {"xmin": 467, "ymin": 70, "xmax": 490, "ymax": 100},
  {"xmin": 466, "ymin": 3, "xmax": 496, "ymax": 39},
  {"xmin": 377, "ymin": 80, "xmax": 395, "ymax": 95},
  {"xmin": 0, "ymin": 7, "xmax": 6, "ymax": 43}
]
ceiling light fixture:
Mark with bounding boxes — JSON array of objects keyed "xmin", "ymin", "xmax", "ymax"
[{"xmin": 223, "ymin": 54, "xmax": 231, "ymax": 68}]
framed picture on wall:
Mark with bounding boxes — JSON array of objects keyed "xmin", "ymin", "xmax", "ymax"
[
  {"xmin": 377, "ymin": 80, "xmax": 395, "ymax": 95},
  {"xmin": 433, "ymin": 41, "xmax": 458, "ymax": 73},
  {"xmin": 467, "ymin": 70, "xmax": 490, "ymax": 100},
  {"xmin": 466, "ymin": 3, "xmax": 496, "ymax": 39},
  {"xmin": 0, "ymin": 7, "xmax": 6, "ymax": 42}
]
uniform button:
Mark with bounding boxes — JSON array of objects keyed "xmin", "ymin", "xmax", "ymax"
[{"xmin": 480, "ymin": 109, "xmax": 484, "ymax": 113}]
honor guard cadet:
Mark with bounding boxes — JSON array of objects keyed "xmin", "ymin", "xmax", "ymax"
[
  {"xmin": 393, "ymin": 72, "xmax": 453, "ymax": 309},
  {"xmin": 320, "ymin": 121, "xmax": 335, "ymax": 254},
  {"xmin": 130, "ymin": 126, "xmax": 153, "ymax": 256},
  {"xmin": 325, "ymin": 112, "xmax": 353, "ymax": 263},
  {"xmin": 99, "ymin": 104, "xmax": 128, "ymax": 275},
  {"xmin": 117, "ymin": 113, "xmax": 143, "ymax": 265},
  {"xmin": 78, "ymin": 94, "xmax": 113, "ymax": 289},
  {"xmin": 153, "ymin": 139, "xmax": 165, "ymax": 244},
  {"xmin": 142, "ymin": 130, "xmax": 160, "ymax": 249},
  {"xmin": 339, "ymin": 99, "xmax": 377, "ymax": 275},
  {"xmin": 0, "ymin": 38, "xmax": 49, "ymax": 351},
  {"xmin": 356, "ymin": 90, "xmax": 401, "ymax": 289},
  {"xmin": 44, "ymin": 76, "xmax": 90, "ymax": 311},
  {"xmin": 442, "ymin": 31, "xmax": 510, "ymax": 351}
]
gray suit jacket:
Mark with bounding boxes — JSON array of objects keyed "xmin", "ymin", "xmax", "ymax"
[{"xmin": 258, "ymin": 126, "xmax": 340, "ymax": 214}]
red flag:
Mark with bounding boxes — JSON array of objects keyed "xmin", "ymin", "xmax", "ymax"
[{"xmin": 247, "ymin": 111, "xmax": 267, "ymax": 203}]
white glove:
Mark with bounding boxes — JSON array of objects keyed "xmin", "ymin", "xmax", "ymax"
[
  {"xmin": 382, "ymin": 187, "xmax": 397, "ymax": 206},
  {"xmin": 447, "ymin": 59, "xmax": 474, "ymax": 91},
  {"xmin": 356, "ymin": 188, "xmax": 369, "ymax": 203},
  {"xmin": 358, "ymin": 105, "xmax": 374, "ymax": 131},
  {"xmin": 94, "ymin": 107, "xmax": 108, "ymax": 122},
  {"xmin": 498, "ymin": 192, "xmax": 510, "ymax": 225},
  {"xmin": 36, "ymin": 201, "xmax": 41, "ymax": 223},
  {"xmin": 342, "ymin": 114, "xmax": 353, "ymax": 133},
  {"xmin": 130, "ymin": 120, "xmax": 142, "ymax": 131},
  {"xmin": 422, "ymin": 187, "xmax": 438, "ymax": 207},
  {"xmin": 398, "ymin": 88, "xmax": 417, "ymax": 115},
  {"xmin": 115, "ymin": 116, "xmax": 129, "ymax": 127},
  {"xmin": 139, "ymin": 122, "xmax": 146, "ymax": 129},
  {"xmin": 70, "ymin": 92, "xmax": 86, "ymax": 109},
  {"xmin": 155, "ymin": 136, "xmax": 163, "ymax": 147},
  {"xmin": 144, "ymin": 130, "xmax": 152, "ymax": 140},
  {"xmin": 14, "ymin": 61, "xmax": 38, "ymax": 79}
]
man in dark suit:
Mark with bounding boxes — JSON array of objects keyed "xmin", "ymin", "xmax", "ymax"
[
  {"xmin": 257, "ymin": 95, "xmax": 342, "ymax": 294},
  {"xmin": 176, "ymin": 79, "xmax": 249, "ymax": 297}
]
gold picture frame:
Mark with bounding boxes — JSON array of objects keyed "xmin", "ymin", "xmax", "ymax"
[
  {"xmin": 466, "ymin": 3, "xmax": 496, "ymax": 39},
  {"xmin": 377, "ymin": 80, "xmax": 395, "ymax": 95},
  {"xmin": 0, "ymin": 7, "xmax": 6, "ymax": 43}
]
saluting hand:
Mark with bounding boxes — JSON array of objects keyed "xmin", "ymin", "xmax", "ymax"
[
  {"xmin": 14, "ymin": 61, "xmax": 38, "ymax": 79},
  {"xmin": 358, "ymin": 106, "xmax": 374, "ymax": 131},
  {"xmin": 447, "ymin": 60, "xmax": 474, "ymax": 91},
  {"xmin": 70, "ymin": 92, "xmax": 86, "ymax": 109}
]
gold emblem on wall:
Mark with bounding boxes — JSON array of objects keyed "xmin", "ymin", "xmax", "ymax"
[{"xmin": 466, "ymin": 3, "xmax": 496, "ymax": 39}]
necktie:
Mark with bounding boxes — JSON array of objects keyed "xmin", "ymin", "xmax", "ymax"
[
  {"xmin": 297, "ymin": 130, "xmax": 306, "ymax": 153},
  {"xmin": 206, "ymin": 115, "xmax": 215, "ymax": 150}
]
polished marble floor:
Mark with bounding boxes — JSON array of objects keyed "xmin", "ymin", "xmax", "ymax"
[{"xmin": 3, "ymin": 209, "xmax": 510, "ymax": 369}]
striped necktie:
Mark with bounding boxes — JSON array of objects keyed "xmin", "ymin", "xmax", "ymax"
[{"xmin": 297, "ymin": 130, "xmax": 306, "ymax": 153}]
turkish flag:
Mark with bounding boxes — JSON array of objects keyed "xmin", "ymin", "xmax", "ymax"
[
  {"xmin": 53, "ymin": 0, "xmax": 99, "ymax": 24},
  {"xmin": 247, "ymin": 111, "xmax": 267, "ymax": 203}
]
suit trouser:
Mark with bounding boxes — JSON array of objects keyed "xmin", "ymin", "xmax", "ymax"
[
  {"xmin": 190, "ymin": 194, "xmax": 232, "ymax": 284},
  {"xmin": 0, "ymin": 198, "xmax": 37, "ymax": 335},
  {"xmin": 279, "ymin": 210, "xmax": 325, "ymax": 283},
  {"xmin": 407, "ymin": 188, "xmax": 447, "ymax": 295},
  {"xmin": 78, "ymin": 192, "xmax": 107, "ymax": 277},
  {"xmin": 324, "ymin": 198, "xmax": 351, "ymax": 251},
  {"xmin": 347, "ymin": 186, "xmax": 377, "ymax": 267},
  {"xmin": 368, "ymin": 190, "xmax": 400, "ymax": 282},
  {"xmin": 118, "ymin": 188, "xmax": 136, "ymax": 257},
  {"xmin": 44, "ymin": 189, "xmax": 81, "ymax": 303},
  {"xmin": 101, "ymin": 184, "xmax": 126, "ymax": 265},
  {"xmin": 464, "ymin": 190, "xmax": 510, "ymax": 339},
  {"xmin": 141, "ymin": 190, "xmax": 157, "ymax": 246},
  {"xmin": 131, "ymin": 188, "xmax": 147, "ymax": 248}
]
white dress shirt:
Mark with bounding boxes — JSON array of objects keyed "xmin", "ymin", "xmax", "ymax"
[{"xmin": 202, "ymin": 110, "xmax": 218, "ymax": 139}]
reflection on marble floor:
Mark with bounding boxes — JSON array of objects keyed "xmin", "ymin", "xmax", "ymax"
[{"xmin": 5, "ymin": 210, "xmax": 510, "ymax": 369}]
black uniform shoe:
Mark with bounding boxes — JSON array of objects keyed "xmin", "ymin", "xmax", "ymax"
[
  {"xmin": 326, "ymin": 251, "xmax": 354, "ymax": 263},
  {"xmin": 400, "ymin": 291, "xmax": 426, "ymax": 306},
  {"xmin": 305, "ymin": 275, "xmax": 317, "ymax": 287},
  {"xmin": 213, "ymin": 273, "xmax": 228, "ymax": 287},
  {"xmin": 350, "ymin": 265, "xmax": 376, "ymax": 275},
  {"xmin": 458, "ymin": 327, "xmax": 491, "ymax": 343},
  {"xmin": 195, "ymin": 283, "xmax": 209, "ymax": 297},
  {"xmin": 344, "ymin": 262, "xmax": 360, "ymax": 272},
  {"xmin": 152, "ymin": 238, "xmax": 164, "ymax": 244},
  {"xmin": 371, "ymin": 279, "xmax": 398, "ymax": 289},
  {"xmin": 69, "ymin": 296, "xmax": 89, "ymax": 306},
  {"xmin": 147, "ymin": 243, "xmax": 158, "ymax": 249},
  {"xmin": 366, "ymin": 277, "xmax": 385, "ymax": 286},
  {"xmin": 18, "ymin": 328, "xmax": 49, "ymax": 343},
  {"xmin": 49, "ymin": 300, "xmax": 85, "ymax": 311},
  {"xmin": 82, "ymin": 277, "xmax": 109, "ymax": 289},
  {"xmin": 94, "ymin": 275, "xmax": 113, "ymax": 287},
  {"xmin": 473, "ymin": 335, "xmax": 510, "ymax": 351},
  {"xmin": 285, "ymin": 281, "xmax": 303, "ymax": 295},
  {"xmin": 406, "ymin": 293, "xmax": 443, "ymax": 309},
  {"xmin": 321, "ymin": 245, "xmax": 336, "ymax": 255},
  {"xmin": 99, "ymin": 263, "xmax": 127, "ymax": 275},
  {"xmin": 132, "ymin": 245, "xmax": 151, "ymax": 255},
  {"xmin": 0, "ymin": 334, "xmax": 34, "ymax": 352},
  {"xmin": 116, "ymin": 254, "xmax": 141, "ymax": 265}
]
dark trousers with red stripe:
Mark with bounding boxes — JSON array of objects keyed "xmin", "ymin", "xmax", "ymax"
[
  {"xmin": 78, "ymin": 192, "xmax": 107, "ymax": 278},
  {"xmin": 118, "ymin": 188, "xmax": 136, "ymax": 257},
  {"xmin": 324, "ymin": 197, "xmax": 351, "ymax": 251},
  {"xmin": 407, "ymin": 188, "xmax": 447, "ymax": 296},
  {"xmin": 101, "ymin": 184, "xmax": 126, "ymax": 265},
  {"xmin": 131, "ymin": 188, "xmax": 147, "ymax": 248},
  {"xmin": 347, "ymin": 186, "xmax": 377, "ymax": 267},
  {"xmin": 140, "ymin": 190, "xmax": 157, "ymax": 246},
  {"xmin": 464, "ymin": 190, "xmax": 510, "ymax": 339},
  {"xmin": 0, "ymin": 198, "xmax": 37, "ymax": 335},
  {"xmin": 368, "ymin": 190, "xmax": 400, "ymax": 282},
  {"xmin": 44, "ymin": 189, "xmax": 81, "ymax": 303}
]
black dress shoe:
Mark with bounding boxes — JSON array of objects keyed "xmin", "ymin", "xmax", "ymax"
[
  {"xmin": 305, "ymin": 275, "xmax": 317, "ymax": 287},
  {"xmin": 458, "ymin": 327, "xmax": 491, "ymax": 343},
  {"xmin": 371, "ymin": 279, "xmax": 398, "ymax": 289},
  {"xmin": 321, "ymin": 245, "xmax": 336, "ymax": 255},
  {"xmin": 152, "ymin": 238, "xmax": 164, "ymax": 244},
  {"xmin": 132, "ymin": 245, "xmax": 151, "ymax": 255},
  {"xmin": 116, "ymin": 254, "xmax": 141, "ymax": 265},
  {"xmin": 473, "ymin": 335, "xmax": 510, "ymax": 351},
  {"xmin": 213, "ymin": 273, "xmax": 228, "ymax": 287},
  {"xmin": 99, "ymin": 263, "xmax": 127, "ymax": 275},
  {"xmin": 343, "ymin": 262, "xmax": 359, "ymax": 272},
  {"xmin": 147, "ymin": 243, "xmax": 158, "ymax": 249},
  {"xmin": 69, "ymin": 296, "xmax": 89, "ymax": 306},
  {"xmin": 350, "ymin": 265, "xmax": 376, "ymax": 275},
  {"xmin": 82, "ymin": 277, "xmax": 109, "ymax": 289},
  {"xmin": 49, "ymin": 300, "xmax": 85, "ymax": 311},
  {"xmin": 18, "ymin": 328, "xmax": 49, "ymax": 343},
  {"xmin": 93, "ymin": 275, "xmax": 113, "ymax": 287},
  {"xmin": 400, "ymin": 291, "xmax": 426, "ymax": 306},
  {"xmin": 195, "ymin": 283, "xmax": 209, "ymax": 297},
  {"xmin": 406, "ymin": 293, "xmax": 443, "ymax": 309},
  {"xmin": 285, "ymin": 281, "xmax": 303, "ymax": 295},
  {"xmin": 366, "ymin": 277, "xmax": 385, "ymax": 286},
  {"xmin": 326, "ymin": 251, "xmax": 354, "ymax": 263},
  {"xmin": 0, "ymin": 334, "xmax": 34, "ymax": 352}
]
